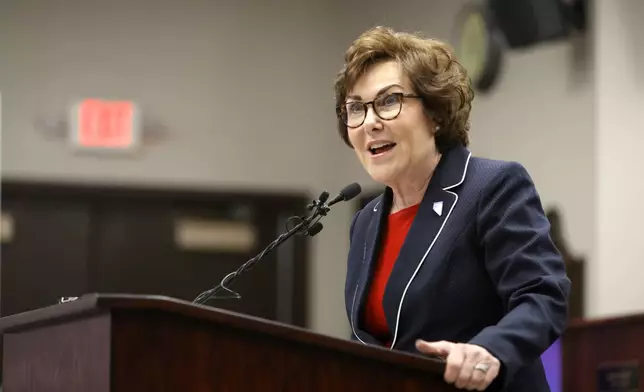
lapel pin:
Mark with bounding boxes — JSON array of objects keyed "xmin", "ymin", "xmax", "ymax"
[{"xmin": 433, "ymin": 201, "xmax": 443, "ymax": 216}]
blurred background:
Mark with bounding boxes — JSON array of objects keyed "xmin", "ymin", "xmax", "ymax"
[{"xmin": 0, "ymin": 0, "xmax": 642, "ymax": 390}]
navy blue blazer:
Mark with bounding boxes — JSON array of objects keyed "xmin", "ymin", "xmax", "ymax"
[{"xmin": 344, "ymin": 146, "xmax": 571, "ymax": 392}]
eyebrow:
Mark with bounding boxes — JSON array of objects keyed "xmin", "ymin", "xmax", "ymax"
[{"xmin": 347, "ymin": 83, "xmax": 404, "ymax": 101}]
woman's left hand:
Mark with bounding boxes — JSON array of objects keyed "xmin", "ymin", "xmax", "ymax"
[{"xmin": 415, "ymin": 339, "xmax": 501, "ymax": 391}]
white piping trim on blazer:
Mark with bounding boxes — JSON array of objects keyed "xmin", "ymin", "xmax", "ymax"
[
  {"xmin": 388, "ymin": 151, "xmax": 472, "ymax": 350},
  {"xmin": 350, "ymin": 284, "xmax": 366, "ymax": 344}
]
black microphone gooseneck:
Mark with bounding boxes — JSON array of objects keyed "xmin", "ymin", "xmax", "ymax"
[{"xmin": 192, "ymin": 183, "xmax": 362, "ymax": 305}]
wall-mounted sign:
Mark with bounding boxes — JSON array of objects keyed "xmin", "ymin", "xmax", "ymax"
[
  {"xmin": 69, "ymin": 99, "xmax": 141, "ymax": 152},
  {"xmin": 173, "ymin": 218, "xmax": 257, "ymax": 253}
]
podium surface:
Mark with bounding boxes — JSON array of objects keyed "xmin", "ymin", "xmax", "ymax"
[{"xmin": 1, "ymin": 294, "xmax": 453, "ymax": 392}]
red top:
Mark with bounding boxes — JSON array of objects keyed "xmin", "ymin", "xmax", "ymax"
[{"xmin": 363, "ymin": 204, "xmax": 420, "ymax": 345}]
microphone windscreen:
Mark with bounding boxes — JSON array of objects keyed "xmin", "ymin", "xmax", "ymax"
[
  {"xmin": 307, "ymin": 222, "xmax": 324, "ymax": 236},
  {"xmin": 318, "ymin": 191, "xmax": 330, "ymax": 203},
  {"xmin": 340, "ymin": 183, "xmax": 362, "ymax": 201}
]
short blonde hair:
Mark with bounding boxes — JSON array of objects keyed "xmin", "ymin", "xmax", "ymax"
[{"xmin": 334, "ymin": 26, "xmax": 474, "ymax": 153}]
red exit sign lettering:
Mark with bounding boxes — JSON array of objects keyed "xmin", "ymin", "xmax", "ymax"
[{"xmin": 70, "ymin": 99, "xmax": 141, "ymax": 151}]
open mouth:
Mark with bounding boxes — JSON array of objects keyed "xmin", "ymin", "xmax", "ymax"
[{"xmin": 369, "ymin": 143, "xmax": 396, "ymax": 155}]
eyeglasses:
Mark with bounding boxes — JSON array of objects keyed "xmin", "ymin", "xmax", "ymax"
[{"xmin": 336, "ymin": 92, "xmax": 421, "ymax": 128}]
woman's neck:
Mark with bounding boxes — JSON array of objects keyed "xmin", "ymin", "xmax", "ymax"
[{"xmin": 390, "ymin": 152, "xmax": 441, "ymax": 213}]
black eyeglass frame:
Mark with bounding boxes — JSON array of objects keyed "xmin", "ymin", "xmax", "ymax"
[{"xmin": 336, "ymin": 92, "xmax": 422, "ymax": 128}]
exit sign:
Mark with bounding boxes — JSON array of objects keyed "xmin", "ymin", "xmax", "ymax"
[{"xmin": 70, "ymin": 99, "xmax": 141, "ymax": 152}]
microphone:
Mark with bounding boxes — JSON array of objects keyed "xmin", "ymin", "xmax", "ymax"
[
  {"xmin": 192, "ymin": 183, "xmax": 361, "ymax": 305},
  {"xmin": 307, "ymin": 191, "xmax": 329, "ymax": 211},
  {"xmin": 327, "ymin": 182, "xmax": 362, "ymax": 206},
  {"xmin": 305, "ymin": 221, "xmax": 323, "ymax": 236},
  {"xmin": 305, "ymin": 183, "xmax": 362, "ymax": 219}
]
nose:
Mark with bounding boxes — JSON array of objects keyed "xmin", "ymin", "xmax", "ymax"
[{"xmin": 363, "ymin": 105, "xmax": 383, "ymax": 132}]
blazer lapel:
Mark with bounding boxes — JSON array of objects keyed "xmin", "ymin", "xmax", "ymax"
[{"xmin": 351, "ymin": 193, "xmax": 390, "ymax": 343}]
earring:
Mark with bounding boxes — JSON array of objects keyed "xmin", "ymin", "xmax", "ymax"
[{"xmin": 435, "ymin": 125, "xmax": 441, "ymax": 131}]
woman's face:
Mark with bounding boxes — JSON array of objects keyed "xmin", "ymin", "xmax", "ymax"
[{"xmin": 345, "ymin": 60, "xmax": 438, "ymax": 186}]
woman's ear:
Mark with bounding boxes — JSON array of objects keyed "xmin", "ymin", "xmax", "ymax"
[
  {"xmin": 429, "ymin": 115, "xmax": 442, "ymax": 135},
  {"xmin": 422, "ymin": 110, "xmax": 440, "ymax": 134}
]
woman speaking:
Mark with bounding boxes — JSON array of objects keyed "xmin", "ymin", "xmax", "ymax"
[{"xmin": 335, "ymin": 27, "xmax": 570, "ymax": 391}]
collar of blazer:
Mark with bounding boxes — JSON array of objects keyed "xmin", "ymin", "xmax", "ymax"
[{"xmin": 351, "ymin": 145, "xmax": 472, "ymax": 349}]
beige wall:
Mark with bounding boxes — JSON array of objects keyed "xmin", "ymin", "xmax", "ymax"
[
  {"xmin": 1, "ymin": 0, "xmax": 643, "ymax": 339},
  {"xmin": 0, "ymin": 0, "xmax": 359, "ymax": 338},
  {"xmin": 593, "ymin": 0, "xmax": 644, "ymax": 317}
]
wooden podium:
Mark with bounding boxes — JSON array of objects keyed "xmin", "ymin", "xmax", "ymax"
[
  {"xmin": 563, "ymin": 314, "xmax": 644, "ymax": 391},
  {"xmin": 0, "ymin": 294, "xmax": 455, "ymax": 392}
]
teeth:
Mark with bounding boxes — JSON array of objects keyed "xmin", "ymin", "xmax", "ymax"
[{"xmin": 370, "ymin": 142, "xmax": 392, "ymax": 149}]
